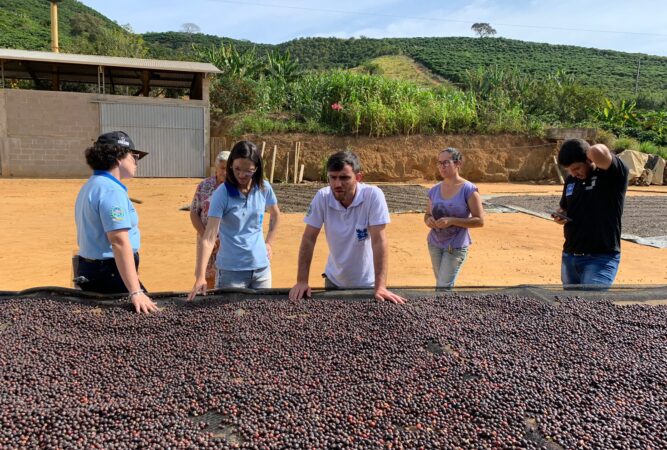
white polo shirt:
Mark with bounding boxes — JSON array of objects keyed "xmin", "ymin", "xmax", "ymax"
[{"xmin": 304, "ymin": 183, "xmax": 390, "ymax": 288}]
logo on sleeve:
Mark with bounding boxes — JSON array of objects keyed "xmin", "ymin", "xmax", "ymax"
[
  {"xmin": 306, "ymin": 204, "xmax": 313, "ymax": 217},
  {"xmin": 356, "ymin": 228, "xmax": 369, "ymax": 241},
  {"xmin": 110, "ymin": 206, "xmax": 125, "ymax": 222},
  {"xmin": 565, "ymin": 183, "xmax": 575, "ymax": 196}
]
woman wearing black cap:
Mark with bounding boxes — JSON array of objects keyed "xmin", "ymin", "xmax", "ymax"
[{"xmin": 74, "ymin": 131, "xmax": 158, "ymax": 314}]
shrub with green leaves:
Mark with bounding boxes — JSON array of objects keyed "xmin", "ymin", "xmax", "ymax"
[{"xmin": 613, "ymin": 137, "xmax": 639, "ymax": 152}]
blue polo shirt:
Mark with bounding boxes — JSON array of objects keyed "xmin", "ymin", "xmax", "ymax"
[
  {"xmin": 208, "ymin": 180, "xmax": 277, "ymax": 271},
  {"xmin": 75, "ymin": 171, "xmax": 140, "ymax": 260}
]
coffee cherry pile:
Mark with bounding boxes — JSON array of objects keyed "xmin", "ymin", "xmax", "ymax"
[{"xmin": 0, "ymin": 294, "xmax": 665, "ymax": 449}]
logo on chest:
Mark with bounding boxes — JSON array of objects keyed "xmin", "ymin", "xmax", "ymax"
[
  {"xmin": 585, "ymin": 176, "xmax": 597, "ymax": 191},
  {"xmin": 356, "ymin": 228, "xmax": 369, "ymax": 241}
]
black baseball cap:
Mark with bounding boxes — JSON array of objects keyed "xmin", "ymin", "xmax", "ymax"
[{"xmin": 95, "ymin": 131, "xmax": 148, "ymax": 160}]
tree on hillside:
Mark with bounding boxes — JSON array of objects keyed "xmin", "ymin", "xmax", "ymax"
[
  {"xmin": 181, "ymin": 23, "xmax": 201, "ymax": 34},
  {"xmin": 471, "ymin": 23, "xmax": 497, "ymax": 38}
]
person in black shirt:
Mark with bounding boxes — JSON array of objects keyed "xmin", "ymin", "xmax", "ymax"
[{"xmin": 553, "ymin": 139, "xmax": 628, "ymax": 289}]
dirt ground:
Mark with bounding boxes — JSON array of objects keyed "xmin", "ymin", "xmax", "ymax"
[{"xmin": 1, "ymin": 179, "xmax": 666, "ymax": 292}]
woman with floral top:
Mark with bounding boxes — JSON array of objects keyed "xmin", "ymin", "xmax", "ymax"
[{"xmin": 190, "ymin": 151, "xmax": 230, "ymax": 288}]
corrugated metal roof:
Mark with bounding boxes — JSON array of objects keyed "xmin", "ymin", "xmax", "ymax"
[{"xmin": 0, "ymin": 48, "xmax": 221, "ymax": 74}]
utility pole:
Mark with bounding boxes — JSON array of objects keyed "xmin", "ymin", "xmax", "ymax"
[{"xmin": 50, "ymin": 0, "xmax": 63, "ymax": 53}]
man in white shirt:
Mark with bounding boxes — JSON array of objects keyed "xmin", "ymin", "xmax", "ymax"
[{"xmin": 288, "ymin": 151, "xmax": 406, "ymax": 304}]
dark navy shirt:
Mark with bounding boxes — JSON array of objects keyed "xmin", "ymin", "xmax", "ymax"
[{"xmin": 559, "ymin": 155, "xmax": 628, "ymax": 254}]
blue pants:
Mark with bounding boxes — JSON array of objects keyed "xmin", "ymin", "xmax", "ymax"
[
  {"xmin": 561, "ymin": 252, "xmax": 621, "ymax": 290},
  {"xmin": 428, "ymin": 244, "xmax": 469, "ymax": 289},
  {"xmin": 216, "ymin": 266, "xmax": 271, "ymax": 289}
]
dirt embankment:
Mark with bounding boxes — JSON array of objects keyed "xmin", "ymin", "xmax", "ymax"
[{"xmin": 213, "ymin": 131, "xmax": 559, "ymax": 183}]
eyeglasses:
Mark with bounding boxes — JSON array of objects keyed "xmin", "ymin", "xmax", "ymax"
[
  {"xmin": 437, "ymin": 160, "xmax": 455, "ymax": 167},
  {"xmin": 233, "ymin": 167, "xmax": 257, "ymax": 176},
  {"xmin": 129, "ymin": 153, "xmax": 140, "ymax": 163}
]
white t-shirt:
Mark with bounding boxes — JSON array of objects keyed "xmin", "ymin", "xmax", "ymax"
[{"xmin": 304, "ymin": 183, "xmax": 390, "ymax": 288}]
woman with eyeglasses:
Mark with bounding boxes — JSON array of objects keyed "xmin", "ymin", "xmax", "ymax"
[
  {"xmin": 424, "ymin": 147, "xmax": 484, "ymax": 289},
  {"xmin": 189, "ymin": 150, "xmax": 230, "ymax": 289},
  {"xmin": 188, "ymin": 141, "xmax": 280, "ymax": 298},
  {"xmin": 74, "ymin": 131, "xmax": 158, "ymax": 314}
]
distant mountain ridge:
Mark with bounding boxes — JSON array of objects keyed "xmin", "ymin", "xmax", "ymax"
[{"xmin": 2, "ymin": 0, "xmax": 667, "ymax": 98}]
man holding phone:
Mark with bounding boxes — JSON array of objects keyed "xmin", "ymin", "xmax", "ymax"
[{"xmin": 554, "ymin": 139, "xmax": 628, "ymax": 289}]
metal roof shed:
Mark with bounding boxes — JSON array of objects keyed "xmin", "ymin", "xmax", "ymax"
[{"xmin": 0, "ymin": 49, "xmax": 222, "ymax": 178}]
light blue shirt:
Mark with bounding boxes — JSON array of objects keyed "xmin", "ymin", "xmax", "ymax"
[
  {"xmin": 75, "ymin": 171, "xmax": 140, "ymax": 260},
  {"xmin": 208, "ymin": 180, "xmax": 277, "ymax": 271}
]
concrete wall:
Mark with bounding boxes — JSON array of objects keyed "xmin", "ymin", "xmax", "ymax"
[
  {"xmin": 0, "ymin": 89, "xmax": 210, "ymax": 178},
  {"xmin": 0, "ymin": 89, "xmax": 99, "ymax": 177}
]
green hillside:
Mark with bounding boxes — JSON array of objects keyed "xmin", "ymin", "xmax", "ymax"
[
  {"xmin": 143, "ymin": 31, "xmax": 273, "ymax": 60},
  {"xmin": 144, "ymin": 34, "xmax": 667, "ymax": 100},
  {"xmin": 351, "ymin": 55, "xmax": 446, "ymax": 88},
  {"xmin": 0, "ymin": 0, "xmax": 122, "ymax": 51},
  {"xmin": 398, "ymin": 37, "xmax": 667, "ymax": 99},
  {"xmin": 3, "ymin": 2, "xmax": 666, "ymax": 100}
]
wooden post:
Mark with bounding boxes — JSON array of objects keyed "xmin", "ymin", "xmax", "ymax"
[
  {"xmin": 299, "ymin": 164, "xmax": 305, "ymax": 183},
  {"xmin": 285, "ymin": 152, "xmax": 290, "ymax": 183},
  {"xmin": 261, "ymin": 141, "xmax": 266, "ymax": 160},
  {"xmin": 552, "ymin": 155, "xmax": 565, "ymax": 184},
  {"xmin": 293, "ymin": 142, "xmax": 299, "ymax": 184},
  {"xmin": 269, "ymin": 145, "xmax": 277, "ymax": 183}
]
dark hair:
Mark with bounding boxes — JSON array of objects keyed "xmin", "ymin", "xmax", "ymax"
[
  {"xmin": 439, "ymin": 147, "xmax": 463, "ymax": 162},
  {"xmin": 84, "ymin": 143, "xmax": 130, "ymax": 171},
  {"xmin": 226, "ymin": 141, "xmax": 265, "ymax": 190},
  {"xmin": 327, "ymin": 150, "xmax": 361, "ymax": 173},
  {"xmin": 558, "ymin": 139, "xmax": 589, "ymax": 166}
]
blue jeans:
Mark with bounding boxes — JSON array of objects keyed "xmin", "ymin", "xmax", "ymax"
[
  {"xmin": 216, "ymin": 266, "xmax": 272, "ymax": 289},
  {"xmin": 428, "ymin": 244, "xmax": 468, "ymax": 289},
  {"xmin": 561, "ymin": 252, "xmax": 620, "ymax": 289}
]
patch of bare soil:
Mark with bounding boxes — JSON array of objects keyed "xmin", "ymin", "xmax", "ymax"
[{"xmin": 1, "ymin": 179, "xmax": 666, "ymax": 291}]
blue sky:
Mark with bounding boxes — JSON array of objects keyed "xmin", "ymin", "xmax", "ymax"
[{"xmin": 79, "ymin": 0, "xmax": 667, "ymax": 56}]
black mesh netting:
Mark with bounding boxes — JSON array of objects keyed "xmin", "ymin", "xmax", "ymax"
[{"xmin": 1, "ymin": 288, "xmax": 667, "ymax": 449}]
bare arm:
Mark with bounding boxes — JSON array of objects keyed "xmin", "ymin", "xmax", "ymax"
[
  {"xmin": 587, "ymin": 143, "xmax": 613, "ymax": 170},
  {"xmin": 424, "ymin": 198, "xmax": 438, "ymax": 229},
  {"xmin": 446, "ymin": 191, "xmax": 485, "ymax": 228},
  {"xmin": 188, "ymin": 216, "xmax": 221, "ymax": 300},
  {"xmin": 288, "ymin": 225, "xmax": 321, "ymax": 300},
  {"xmin": 369, "ymin": 224, "xmax": 406, "ymax": 304},
  {"xmin": 264, "ymin": 204, "xmax": 281, "ymax": 259},
  {"xmin": 107, "ymin": 229, "xmax": 157, "ymax": 314},
  {"xmin": 190, "ymin": 208, "xmax": 206, "ymax": 236}
]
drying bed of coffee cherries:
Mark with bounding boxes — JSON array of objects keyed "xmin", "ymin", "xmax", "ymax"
[{"xmin": 1, "ymin": 294, "xmax": 665, "ymax": 449}]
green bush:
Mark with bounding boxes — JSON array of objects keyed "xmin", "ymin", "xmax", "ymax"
[
  {"xmin": 613, "ymin": 137, "xmax": 639, "ymax": 152},
  {"xmin": 637, "ymin": 142, "xmax": 667, "ymax": 159},
  {"xmin": 639, "ymin": 141, "xmax": 659, "ymax": 155},
  {"xmin": 594, "ymin": 129, "xmax": 616, "ymax": 148}
]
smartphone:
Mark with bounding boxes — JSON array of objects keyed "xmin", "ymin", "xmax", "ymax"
[{"xmin": 548, "ymin": 210, "xmax": 571, "ymax": 222}]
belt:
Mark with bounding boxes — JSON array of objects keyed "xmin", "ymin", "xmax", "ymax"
[
  {"xmin": 79, "ymin": 253, "xmax": 138, "ymax": 264},
  {"xmin": 78, "ymin": 256, "xmax": 113, "ymax": 264}
]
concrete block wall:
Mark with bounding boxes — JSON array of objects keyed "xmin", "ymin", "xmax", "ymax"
[{"xmin": 0, "ymin": 89, "xmax": 99, "ymax": 177}]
